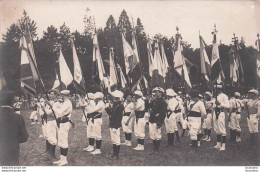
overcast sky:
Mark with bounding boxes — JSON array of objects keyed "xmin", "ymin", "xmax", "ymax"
[{"xmin": 0, "ymin": 0, "xmax": 259, "ymax": 48}]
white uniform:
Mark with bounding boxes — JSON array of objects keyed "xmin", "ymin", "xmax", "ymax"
[
  {"xmin": 187, "ymin": 100, "xmax": 206, "ymax": 141},
  {"xmin": 202, "ymin": 99, "xmax": 215, "ymax": 130},
  {"xmin": 213, "ymin": 93, "xmax": 230, "ymax": 136},
  {"xmin": 134, "ymin": 98, "xmax": 146, "ymax": 139},
  {"xmin": 229, "ymin": 98, "xmax": 242, "ymax": 132},
  {"xmin": 246, "ymin": 99, "xmax": 260, "ymax": 133},
  {"xmin": 84, "ymin": 100, "xmax": 96, "ymax": 139},
  {"xmin": 38, "ymin": 102, "xmax": 48, "ymax": 139},
  {"xmin": 122, "ymin": 102, "xmax": 134, "ymax": 134},
  {"xmin": 165, "ymin": 97, "xmax": 178, "ymax": 133},
  {"xmin": 87, "ymin": 100, "xmax": 105, "ymax": 140},
  {"xmin": 176, "ymin": 97, "xmax": 184, "ymax": 124}
]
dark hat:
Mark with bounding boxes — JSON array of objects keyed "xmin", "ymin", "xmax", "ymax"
[{"xmin": 190, "ymin": 89, "xmax": 200, "ymax": 98}]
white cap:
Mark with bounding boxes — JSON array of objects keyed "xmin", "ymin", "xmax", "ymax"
[
  {"xmin": 94, "ymin": 92, "xmax": 104, "ymax": 99},
  {"xmin": 166, "ymin": 89, "xmax": 177, "ymax": 97},
  {"xmin": 134, "ymin": 90, "xmax": 143, "ymax": 97},
  {"xmin": 60, "ymin": 90, "xmax": 70, "ymax": 95},
  {"xmin": 248, "ymin": 89, "xmax": 258, "ymax": 95},
  {"xmin": 40, "ymin": 98, "xmax": 45, "ymax": 102},
  {"xmin": 205, "ymin": 91, "xmax": 212, "ymax": 97},
  {"xmin": 215, "ymin": 85, "xmax": 223, "ymax": 89},
  {"xmin": 87, "ymin": 93, "xmax": 95, "ymax": 100},
  {"xmin": 111, "ymin": 90, "xmax": 124, "ymax": 98},
  {"xmin": 235, "ymin": 92, "xmax": 241, "ymax": 97},
  {"xmin": 198, "ymin": 94, "xmax": 203, "ymax": 98}
]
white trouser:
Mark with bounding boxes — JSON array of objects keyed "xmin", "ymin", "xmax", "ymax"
[
  {"xmin": 42, "ymin": 121, "xmax": 48, "ymax": 139},
  {"xmin": 86, "ymin": 120, "xmax": 94, "ymax": 138},
  {"xmin": 30, "ymin": 111, "xmax": 38, "ymax": 120},
  {"xmin": 188, "ymin": 117, "xmax": 201, "ymax": 140},
  {"xmin": 176, "ymin": 112, "xmax": 183, "ymax": 123},
  {"xmin": 47, "ymin": 120, "xmax": 58, "ymax": 145},
  {"xmin": 149, "ymin": 123, "xmax": 162, "ymax": 140},
  {"xmin": 213, "ymin": 112, "xmax": 226, "ymax": 136},
  {"xmin": 165, "ymin": 113, "xmax": 178, "ymax": 133},
  {"xmin": 92, "ymin": 118, "xmax": 102, "ymax": 140},
  {"xmin": 57, "ymin": 122, "xmax": 71, "ymax": 148},
  {"xmin": 229, "ymin": 112, "xmax": 241, "ymax": 132},
  {"xmin": 247, "ymin": 114, "xmax": 259, "ymax": 133},
  {"xmin": 134, "ymin": 118, "xmax": 146, "ymax": 139},
  {"xmin": 122, "ymin": 116, "xmax": 133, "ymax": 133},
  {"xmin": 202, "ymin": 113, "xmax": 212, "ymax": 129},
  {"xmin": 144, "ymin": 112, "xmax": 150, "ymax": 123},
  {"xmin": 182, "ymin": 119, "xmax": 189, "ymax": 130},
  {"xmin": 110, "ymin": 128, "xmax": 120, "ymax": 145}
]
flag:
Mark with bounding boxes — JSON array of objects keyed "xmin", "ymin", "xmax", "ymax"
[
  {"xmin": 122, "ymin": 33, "xmax": 135, "ymax": 75},
  {"xmin": 150, "ymin": 42, "xmax": 165, "ymax": 89},
  {"xmin": 160, "ymin": 43, "xmax": 169, "ymax": 78},
  {"xmin": 210, "ymin": 30, "xmax": 225, "ymax": 84},
  {"xmin": 117, "ymin": 64, "xmax": 127, "ymax": 89},
  {"xmin": 72, "ymin": 41, "xmax": 85, "ymax": 94},
  {"xmin": 19, "ymin": 35, "xmax": 36, "ymax": 96},
  {"xmin": 255, "ymin": 37, "xmax": 260, "ymax": 78},
  {"xmin": 108, "ymin": 48, "xmax": 118, "ymax": 91},
  {"xmin": 92, "ymin": 32, "xmax": 109, "ymax": 89},
  {"xmin": 58, "ymin": 49, "xmax": 73, "ymax": 89},
  {"xmin": 199, "ymin": 35, "xmax": 211, "ymax": 88},
  {"xmin": 174, "ymin": 37, "xmax": 192, "ymax": 93},
  {"xmin": 0, "ymin": 67, "xmax": 6, "ymax": 91},
  {"xmin": 147, "ymin": 39, "xmax": 154, "ymax": 77},
  {"xmin": 229, "ymin": 47, "xmax": 239, "ymax": 83},
  {"xmin": 52, "ymin": 68, "xmax": 60, "ymax": 90}
]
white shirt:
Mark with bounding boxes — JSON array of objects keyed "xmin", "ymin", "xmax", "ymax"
[
  {"xmin": 135, "ymin": 98, "xmax": 145, "ymax": 111},
  {"xmin": 167, "ymin": 97, "xmax": 179, "ymax": 112},
  {"xmin": 52, "ymin": 99, "xmax": 73, "ymax": 118},
  {"xmin": 88, "ymin": 100, "xmax": 105, "ymax": 114},
  {"xmin": 124, "ymin": 102, "xmax": 134, "ymax": 113},
  {"xmin": 217, "ymin": 93, "xmax": 230, "ymax": 109},
  {"xmin": 229, "ymin": 97, "xmax": 242, "ymax": 113},
  {"xmin": 188, "ymin": 100, "xmax": 207, "ymax": 117}
]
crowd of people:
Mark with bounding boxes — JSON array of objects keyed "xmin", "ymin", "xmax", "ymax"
[{"xmin": 1, "ymin": 85, "xmax": 260, "ymax": 166}]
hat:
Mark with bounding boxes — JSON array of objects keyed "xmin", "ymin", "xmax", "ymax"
[
  {"xmin": 205, "ymin": 91, "xmax": 212, "ymax": 97},
  {"xmin": 124, "ymin": 92, "xmax": 132, "ymax": 99},
  {"xmin": 198, "ymin": 94, "xmax": 203, "ymax": 99},
  {"xmin": 190, "ymin": 89, "xmax": 200, "ymax": 98},
  {"xmin": 248, "ymin": 89, "xmax": 258, "ymax": 95},
  {"xmin": 94, "ymin": 92, "xmax": 104, "ymax": 99},
  {"xmin": 111, "ymin": 90, "xmax": 124, "ymax": 98},
  {"xmin": 87, "ymin": 93, "xmax": 95, "ymax": 100},
  {"xmin": 48, "ymin": 89, "xmax": 59, "ymax": 94},
  {"xmin": 134, "ymin": 90, "xmax": 143, "ymax": 97},
  {"xmin": 235, "ymin": 92, "xmax": 241, "ymax": 97},
  {"xmin": 166, "ymin": 89, "xmax": 177, "ymax": 97},
  {"xmin": 215, "ymin": 85, "xmax": 223, "ymax": 89},
  {"xmin": 178, "ymin": 91, "xmax": 182, "ymax": 95},
  {"xmin": 152, "ymin": 87, "xmax": 164, "ymax": 93},
  {"xmin": 60, "ymin": 90, "xmax": 70, "ymax": 95},
  {"xmin": 40, "ymin": 98, "xmax": 45, "ymax": 102}
]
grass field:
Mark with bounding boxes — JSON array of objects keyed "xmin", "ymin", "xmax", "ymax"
[{"xmin": 19, "ymin": 109, "xmax": 260, "ymax": 166}]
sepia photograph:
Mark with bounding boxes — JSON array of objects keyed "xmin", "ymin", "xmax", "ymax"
[{"xmin": 0, "ymin": 0, "xmax": 260, "ymax": 169}]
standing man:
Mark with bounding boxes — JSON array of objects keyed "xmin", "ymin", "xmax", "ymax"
[
  {"xmin": 133, "ymin": 90, "xmax": 146, "ymax": 151},
  {"xmin": 213, "ymin": 85, "xmax": 230, "ymax": 151},
  {"xmin": 0, "ymin": 89, "xmax": 29, "ymax": 166},
  {"xmin": 87, "ymin": 92, "xmax": 105, "ymax": 155},
  {"xmin": 187, "ymin": 89, "xmax": 207, "ymax": 149},
  {"xmin": 149, "ymin": 87, "xmax": 167, "ymax": 154},
  {"xmin": 48, "ymin": 90, "xmax": 73, "ymax": 166},
  {"xmin": 165, "ymin": 89, "xmax": 178, "ymax": 146},
  {"xmin": 201, "ymin": 91, "xmax": 215, "ymax": 142},
  {"xmin": 106, "ymin": 90, "xmax": 124, "ymax": 159},
  {"xmin": 121, "ymin": 92, "xmax": 134, "ymax": 146},
  {"xmin": 228, "ymin": 92, "xmax": 242, "ymax": 142}
]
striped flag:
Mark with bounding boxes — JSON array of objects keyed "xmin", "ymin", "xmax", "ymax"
[
  {"xmin": 147, "ymin": 39, "xmax": 154, "ymax": 78},
  {"xmin": 93, "ymin": 32, "xmax": 109, "ymax": 89},
  {"xmin": 160, "ymin": 43, "xmax": 169, "ymax": 78},
  {"xmin": 117, "ymin": 64, "xmax": 127, "ymax": 89},
  {"xmin": 229, "ymin": 47, "xmax": 239, "ymax": 83},
  {"xmin": 210, "ymin": 29, "xmax": 225, "ymax": 84},
  {"xmin": 174, "ymin": 36, "xmax": 192, "ymax": 93},
  {"xmin": 109, "ymin": 48, "xmax": 118, "ymax": 91},
  {"xmin": 19, "ymin": 35, "xmax": 37, "ymax": 96},
  {"xmin": 256, "ymin": 36, "xmax": 260, "ymax": 78},
  {"xmin": 150, "ymin": 42, "xmax": 165, "ymax": 89},
  {"xmin": 52, "ymin": 68, "xmax": 60, "ymax": 90},
  {"xmin": 199, "ymin": 35, "xmax": 211, "ymax": 88},
  {"xmin": 72, "ymin": 40, "xmax": 86, "ymax": 94},
  {"xmin": 58, "ymin": 49, "xmax": 73, "ymax": 89}
]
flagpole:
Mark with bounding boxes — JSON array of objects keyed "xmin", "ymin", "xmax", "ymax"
[{"xmin": 18, "ymin": 21, "xmax": 60, "ymax": 128}]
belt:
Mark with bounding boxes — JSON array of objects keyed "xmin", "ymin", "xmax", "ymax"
[
  {"xmin": 135, "ymin": 111, "xmax": 145, "ymax": 123},
  {"xmin": 174, "ymin": 109, "xmax": 181, "ymax": 113},
  {"xmin": 189, "ymin": 111, "xmax": 201, "ymax": 117},
  {"xmin": 215, "ymin": 108, "xmax": 224, "ymax": 120},
  {"xmin": 59, "ymin": 117, "xmax": 69, "ymax": 123},
  {"xmin": 206, "ymin": 109, "xmax": 212, "ymax": 113},
  {"xmin": 166, "ymin": 110, "xmax": 173, "ymax": 119},
  {"xmin": 123, "ymin": 112, "xmax": 131, "ymax": 117},
  {"xmin": 236, "ymin": 112, "xmax": 240, "ymax": 114}
]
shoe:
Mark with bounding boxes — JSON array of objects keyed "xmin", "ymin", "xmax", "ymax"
[
  {"xmin": 58, "ymin": 157, "xmax": 68, "ymax": 166},
  {"xmin": 134, "ymin": 145, "xmax": 144, "ymax": 151},
  {"xmin": 126, "ymin": 141, "xmax": 132, "ymax": 147},
  {"xmin": 206, "ymin": 137, "xmax": 211, "ymax": 142},
  {"xmin": 39, "ymin": 135, "xmax": 44, "ymax": 138},
  {"xmin": 214, "ymin": 142, "xmax": 221, "ymax": 149},
  {"xmin": 83, "ymin": 145, "xmax": 91, "ymax": 151},
  {"xmin": 37, "ymin": 122, "xmax": 40, "ymax": 124},
  {"xmin": 133, "ymin": 144, "xmax": 141, "ymax": 150},
  {"xmin": 53, "ymin": 156, "xmax": 62, "ymax": 165},
  {"xmin": 198, "ymin": 141, "xmax": 201, "ymax": 147},
  {"xmin": 236, "ymin": 137, "xmax": 241, "ymax": 142},
  {"xmin": 121, "ymin": 141, "xmax": 127, "ymax": 145},
  {"xmin": 86, "ymin": 146, "xmax": 95, "ymax": 152},
  {"xmin": 219, "ymin": 143, "xmax": 226, "ymax": 151},
  {"xmin": 31, "ymin": 122, "xmax": 35, "ymax": 124},
  {"xmin": 201, "ymin": 137, "xmax": 208, "ymax": 141},
  {"xmin": 91, "ymin": 149, "xmax": 101, "ymax": 155}
]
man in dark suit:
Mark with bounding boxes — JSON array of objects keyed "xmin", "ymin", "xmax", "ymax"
[{"xmin": 0, "ymin": 89, "xmax": 29, "ymax": 166}]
